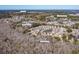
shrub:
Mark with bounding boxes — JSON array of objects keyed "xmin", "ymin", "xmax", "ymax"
[
  {"xmin": 66, "ymin": 28, "xmax": 72, "ymax": 33},
  {"xmin": 73, "ymin": 39, "xmax": 79, "ymax": 45},
  {"xmin": 62, "ymin": 34, "xmax": 68, "ymax": 42},
  {"xmin": 54, "ymin": 36, "xmax": 61, "ymax": 41},
  {"xmin": 72, "ymin": 50, "xmax": 79, "ymax": 54},
  {"xmin": 68, "ymin": 34, "xmax": 73, "ymax": 40},
  {"xmin": 32, "ymin": 23, "xmax": 41, "ymax": 27},
  {"xmin": 23, "ymin": 29, "xmax": 31, "ymax": 34},
  {"xmin": 73, "ymin": 23, "xmax": 79, "ymax": 29}
]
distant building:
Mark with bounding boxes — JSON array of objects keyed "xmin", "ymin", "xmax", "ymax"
[
  {"xmin": 22, "ymin": 21, "xmax": 32, "ymax": 27},
  {"xmin": 69, "ymin": 14, "xmax": 79, "ymax": 17},
  {"xmin": 57, "ymin": 15, "xmax": 68, "ymax": 20},
  {"xmin": 20, "ymin": 11, "xmax": 26, "ymax": 13},
  {"xmin": 57, "ymin": 15, "xmax": 67, "ymax": 18}
]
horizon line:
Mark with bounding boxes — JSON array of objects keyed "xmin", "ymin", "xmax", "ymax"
[{"xmin": 0, "ymin": 5, "xmax": 79, "ymax": 10}]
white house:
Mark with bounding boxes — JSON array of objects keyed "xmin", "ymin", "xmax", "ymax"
[
  {"xmin": 22, "ymin": 21, "xmax": 32, "ymax": 27},
  {"xmin": 57, "ymin": 15, "xmax": 67, "ymax": 18}
]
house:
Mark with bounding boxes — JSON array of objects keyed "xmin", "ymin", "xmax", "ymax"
[
  {"xmin": 39, "ymin": 40, "xmax": 50, "ymax": 43},
  {"xmin": 57, "ymin": 15, "xmax": 67, "ymax": 18},
  {"xmin": 57, "ymin": 15, "xmax": 68, "ymax": 20},
  {"xmin": 22, "ymin": 21, "xmax": 32, "ymax": 27},
  {"xmin": 20, "ymin": 10, "xmax": 26, "ymax": 13}
]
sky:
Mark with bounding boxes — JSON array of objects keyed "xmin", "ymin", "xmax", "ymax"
[{"xmin": 0, "ymin": 5, "xmax": 79, "ymax": 10}]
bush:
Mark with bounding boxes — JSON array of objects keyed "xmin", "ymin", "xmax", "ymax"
[
  {"xmin": 32, "ymin": 23, "xmax": 41, "ymax": 27},
  {"xmin": 73, "ymin": 23, "xmax": 79, "ymax": 29},
  {"xmin": 62, "ymin": 34, "xmax": 68, "ymax": 42},
  {"xmin": 23, "ymin": 29, "xmax": 31, "ymax": 34},
  {"xmin": 54, "ymin": 36, "xmax": 61, "ymax": 41},
  {"xmin": 73, "ymin": 39, "xmax": 79, "ymax": 45},
  {"xmin": 72, "ymin": 50, "xmax": 79, "ymax": 54},
  {"xmin": 66, "ymin": 28, "xmax": 72, "ymax": 33},
  {"xmin": 0, "ymin": 13, "xmax": 12, "ymax": 19},
  {"xmin": 68, "ymin": 34, "xmax": 73, "ymax": 40}
]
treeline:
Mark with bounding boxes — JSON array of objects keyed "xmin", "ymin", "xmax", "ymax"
[{"xmin": 0, "ymin": 13, "xmax": 12, "ymax": 19}]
